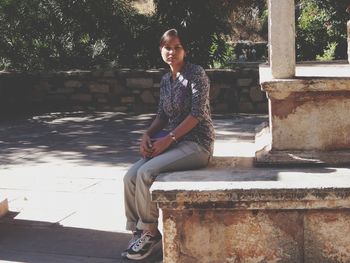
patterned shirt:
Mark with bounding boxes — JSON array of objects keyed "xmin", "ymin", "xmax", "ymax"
[{"xmin": 157, "ymin": 62, "xmax": 215, "ymax": 154}]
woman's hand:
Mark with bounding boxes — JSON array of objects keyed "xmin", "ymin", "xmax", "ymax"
[
  {"xmin": 140, "ymin": 134, "xmax": 153, "ymax": 158},
  {"xmin": 150, "ymin": 136, "xmax": 173, "ymax": 157}
]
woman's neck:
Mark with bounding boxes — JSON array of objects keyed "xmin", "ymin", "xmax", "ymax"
[{"xmin": 170, "ymin": 62, "xmax": 185, "ymax": 80}]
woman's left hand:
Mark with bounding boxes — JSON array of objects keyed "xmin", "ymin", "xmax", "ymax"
[{"xmin": 150, "ymin": 136, "xmax": 173, "ymax": 157}]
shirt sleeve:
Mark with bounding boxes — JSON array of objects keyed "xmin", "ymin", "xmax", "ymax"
[
  {"xmin": 190, "ymin": 67, "xmax": 210, "ymax": 121},
  {"xmin": 156, "ymin": 77, "xmax": 168, "ymax": 121}
]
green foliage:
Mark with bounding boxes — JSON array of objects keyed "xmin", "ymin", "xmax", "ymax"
[
  {"xmin": 316, "ymin": 42, "xmax": 337, "ymax": 61},
  {"xmin": 210, "ymin": 34, "xmax": 235, "ymax": 68},
  {"xmin": 0, "ymin": 0, "xmax": 142, "ymax": 70},
  {"xmin": 296, "ymin": 0, "xmax": 349, "ymax": 61},
  {"xmin": 0, "ymin": 0, "xmax": 235, "ymax": 70},
  {"xmin": 153, "ymin": 0, "xmax": 235, "ymax": 68},
  {"xmin": 1, "ymin": 0, "xmax": 349, "ymax": 70}
]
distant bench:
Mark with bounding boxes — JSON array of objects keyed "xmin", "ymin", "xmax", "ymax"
[{"xmin": 151, "ymin": 167, "xmax": 350, "ymax": 262}]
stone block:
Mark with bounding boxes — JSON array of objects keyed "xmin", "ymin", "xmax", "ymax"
[
  {"xmin": 97, "ymin": 98, "xmax": 108, "ymax": 103},
  {"xmin": 47, "ymin": 95, "xmax": 67, "ymax": 101},
  {"xmin": 162, "ymin": 209, "xmax": 303, "ymax": 263},
  {"xmin": 64, "ymin": 80, "xmax": 82, "ymax": 88},
  {"xmin": 237, "ymin": 78, "xmax": 253, "ymax": 87},
  {"xmin": 71, "ymin": 94, "xmax": 92, "ymax": 102},
  {"xmin": 213, "ymin": 103, "xmax": 229, "ymax": 113},
  {"xmin": 304, "ymin": 211, "xmax": 350, "ymax": 263},
  {"xmin": 121, "ymin": 96, "xmax": 135, "ymax": 103},
  {"xmin": 255, "ymin": 102, "xmax": 268, "ymax": 113},
  {"xmin": 37, "ymin": 81, "xmax": 52, "ymax": 90},
  {"xmin": 49, "ymin": 88, "xmax": 74, "ymax": 94},
  {"xmin": 92, "ymin": 70, "xmax": 104, "ymax": 77},
  {"xmin": 113, "ymin": 106, "xmax": 128, "ymax": 112},
  {"xmin": 112, "ymin": 85, "xmax": 124, "ymax": 95},
  {"xmin": 89, "ymin": 83, "xmax": 110, "ymax": 93},
  {"xmin": 141, "ymin": 90, "xmax": 156, "ymax": 104},
  {"xmin": 238, "ymin": 101, "xmax": 254, "ymax": 112},
  {"xmin": 210, "ymin": 84, "xmax": 227, "ymax": 101},
  {"xmin": 249, "ymin": 86, "xmax": 265, "ymax": 102},
  {"xmin": 126, "ymin": 78, "xmax": 153, "ymax": 89},
  {"xmin": 103, "ymin": 70, "xmax": 116, "ymax": 77},
  {"xmin": 262, "ymin": 78, "xmax": 350, "ymax": 151},
  {"xmin": 132, "ymin": 90, "xmax": 141, "ymax": 94}
]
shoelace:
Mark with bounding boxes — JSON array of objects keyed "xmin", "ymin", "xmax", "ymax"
[
  {"xmin": 132, "ymin": 232, "xmax": 152, "ymax": 251},
  {"xmin": 127, "ymin": 234, "xmax": 140, "ymax": 249}
]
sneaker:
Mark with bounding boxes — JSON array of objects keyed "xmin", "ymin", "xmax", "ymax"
[
  {"xmin": 121, "ymin": 229, "xmax": 143, "ymax": 258},
  {"xmin": 126, "ymin": 231, "xmax": 162, "ymax": 260}
]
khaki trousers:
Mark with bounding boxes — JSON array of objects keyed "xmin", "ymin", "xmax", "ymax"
[{"xmin": 123, "ymin": 141, "xmax": 210, "ymax": 231}]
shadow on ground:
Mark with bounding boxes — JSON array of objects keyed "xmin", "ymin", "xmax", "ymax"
[
  {"xmin": 0, "ymin": 111, "xmax": 268, "ymax": 167},
  {"xmin": 0, "ymin": 212, "xmax": 162, "ymax": 263},
  {"xmin": 0, "ymin": 111, "xmax": 153, "ymax": 167}
]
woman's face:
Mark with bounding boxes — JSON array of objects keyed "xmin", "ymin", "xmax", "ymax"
[{"xmin": 160, "ymin": 36, "xmax": 186, "ymax": 67}]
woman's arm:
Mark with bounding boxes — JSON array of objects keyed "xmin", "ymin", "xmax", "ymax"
[
  {"xmin": 140, "ymin": 116, "xmax": 168, "ymax": 158},
  {"xmin": 150, "ymin": 114, "xmax": 198, "ymax": 157}
]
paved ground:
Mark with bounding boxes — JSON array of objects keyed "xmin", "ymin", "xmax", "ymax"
[{"xmin": 0, "ymin": 111, "xmax": 267, "ymax": 263}]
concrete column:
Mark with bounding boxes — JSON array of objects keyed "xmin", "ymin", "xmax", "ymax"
[
  {"xmin": 347, "ymin": 20, "xmax": 350, "ymax": 63},
  {"xmin": 268, "ymin": 0, "xmax": 296, "ymax": 78}
]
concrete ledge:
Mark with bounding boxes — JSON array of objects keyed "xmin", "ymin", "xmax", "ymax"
[
  {"xmin": 210, "ymin": 140, "xmax": 256, "ymax": 168},
  {"xmin": 259, "ymin": 62, "xmax": 350, "ymax": 81},
  {"xmin": 152, "ymin": 168, "xmax": 350, "ymax": 210},
  {"xmin": 0, "ymin": 196, "xmax": 9, "ymax": 218},
  {"xmin": 256, "ymin": 149, "xmax": 350, "ymax": 166}
]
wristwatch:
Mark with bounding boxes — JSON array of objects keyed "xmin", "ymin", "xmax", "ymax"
[{"xmin": 169, "ymin": 132, "xmax": 177, "ymax": 143}]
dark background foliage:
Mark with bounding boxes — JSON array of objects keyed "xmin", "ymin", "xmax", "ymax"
[
  {"xmin": 0, "ymin": 0, "xmax": 349, "ymax": 71},
  {"xmin": 296, "ymin": 0, "xmax": 349, "ymax": 61}
]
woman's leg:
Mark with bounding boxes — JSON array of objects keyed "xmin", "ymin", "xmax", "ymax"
[
  {"xmin": 123, "ymin": 158, "xmax": 148, "ymax": 231},
  {"xmin": 135, "ymin": 141, "xmax": 210, "ymax": 231}
]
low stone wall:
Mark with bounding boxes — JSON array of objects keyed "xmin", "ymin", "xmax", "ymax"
[
  {"xmin": 0, "ymin": 64, "xmax": 267, "ymax": 116},
  {"xmin": 152, "ymin": 168, "xmax": 350, "ymax": 263}
]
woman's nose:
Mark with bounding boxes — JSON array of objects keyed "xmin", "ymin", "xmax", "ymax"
[{"xmin": 169, "ymin": 49, "xmax": 175, "ymax": 54}]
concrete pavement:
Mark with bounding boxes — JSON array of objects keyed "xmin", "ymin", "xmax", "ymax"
[{"xmin": 0, "ymin": 111, "xmax": 267, "ymax": 263}]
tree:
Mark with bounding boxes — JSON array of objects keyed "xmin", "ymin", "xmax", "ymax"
[
  {"xmin": 296, "ymin": 0, "xmax": 349, "ymax": 61},
  {"xmin": 0, "ymin": 0, "xmax": 138, "ymax": 70},
  {"xmin": 153, "ymin": 0, "xmax": 235, "ymax": 68}
]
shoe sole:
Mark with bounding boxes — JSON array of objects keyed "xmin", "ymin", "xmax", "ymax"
[
  {"xmin": 121, "ymin": 251, "xmax": 128, "ymax": 258},
  {"xmin": 126, "ymin": 239, "xmax": 162, "ymax": 261}
]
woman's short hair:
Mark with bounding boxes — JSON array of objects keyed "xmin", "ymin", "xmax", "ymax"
[{"xmin": 159, "ymin": 29, "xmax": 188, "ymax": 52}]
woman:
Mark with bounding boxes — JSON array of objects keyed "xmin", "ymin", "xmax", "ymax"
[{"xmin": 122, "ymin": 28, "xmax": 215, "ymax": 261}]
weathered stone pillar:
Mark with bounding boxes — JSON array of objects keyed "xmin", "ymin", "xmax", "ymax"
[
  {"xmin": 347, "ymin": 20, "xmax": 350, "ymax": 63},
  {"xmin": 268, "ymin": 0, "xmax": 295, "ymax": 78}
]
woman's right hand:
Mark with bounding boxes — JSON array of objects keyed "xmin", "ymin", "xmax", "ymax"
[{"xmin": 140, "ymin": 133, "xmax": 153, "ymax": 158}]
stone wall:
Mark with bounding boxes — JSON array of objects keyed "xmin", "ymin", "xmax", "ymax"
[
  {"xmin": 152, "ymin": 169, "xmax": 350, "ymax": 263},
  {"xmin": 0, "ymin": 64, "xmax": 267, "ymax": 116}
]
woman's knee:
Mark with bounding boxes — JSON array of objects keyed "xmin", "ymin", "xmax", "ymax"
[
  {"xmin": 123, "ymin": 170, "xmax": 137, "ymax": 186},
  {"xmin": 136, "ymin": 166, "xmax": 158, "ymax": 185}
]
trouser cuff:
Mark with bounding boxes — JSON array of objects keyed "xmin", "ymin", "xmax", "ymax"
[
  {"xmin": 126, "ymin": 221, "xmax": 137, "ymax": 231},
  {"xmin": 136, "ymin": 221, "xmax": 158, "ymax": 231}
]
